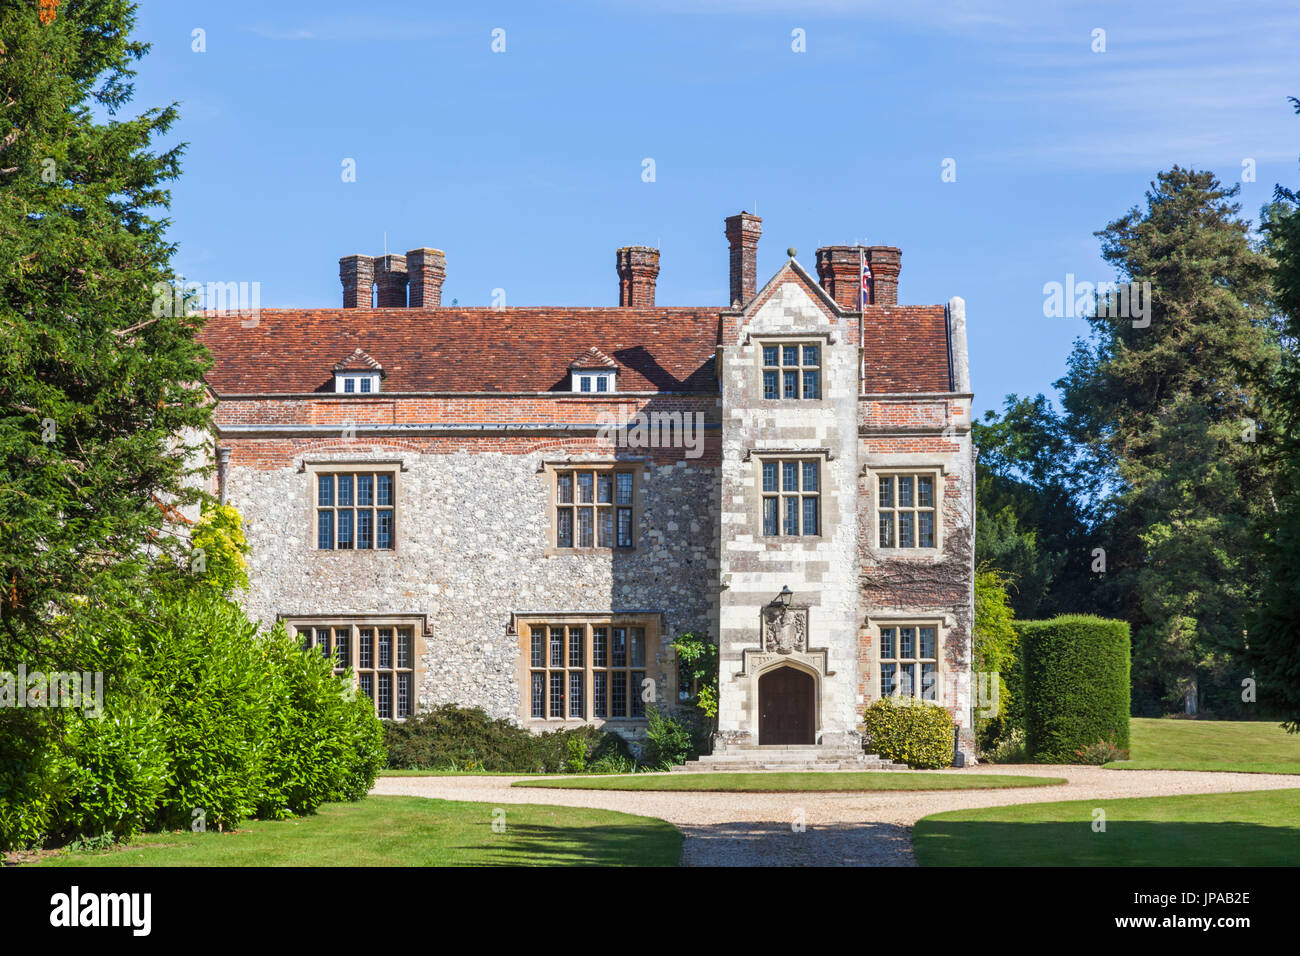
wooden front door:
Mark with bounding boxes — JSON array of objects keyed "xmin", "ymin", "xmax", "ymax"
[{"xmin": 758, "ymin": 667, "xmax": 815, "ymax": 745}]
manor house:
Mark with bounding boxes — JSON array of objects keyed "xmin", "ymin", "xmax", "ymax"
[{"xmin": 199, "ymin": 212, "xmax": 977, "ymax": 763}]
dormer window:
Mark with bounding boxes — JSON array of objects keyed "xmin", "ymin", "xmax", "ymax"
[
  {"xmin": 332, "ymin": 348, "xmax": 384, "ymax": 395},
  {"xmin": 574, "ymin": 372, "xmax": 615, "ymax": 394},
  {"xmin": 336, "ymin": 373, "xmax": 380, "ymax": 394},
  {"xmin": 567, "ymin": 346, "xmax": 619, "ymax": 395}
]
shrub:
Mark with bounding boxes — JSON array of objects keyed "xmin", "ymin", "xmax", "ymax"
[
  {"xmin": 982, "ymin": 728, "xmax": 1028, "ymax": 764},
  {"xmin": 1074, "ymin": 735, "xmax": 1130, "ymax": 765},
  {"xmin": 862, "ymin": 698, "xmax": 955, "ymax": 769},
  {"xmin": 564, "ymin": 737, "xmax": 589, "ymax": 773},
  {"xmin": 0, "ymin": 711, "xmax": 73, "ymax": 851},
  {"xmin": 57, "ymin": 699, "xmax": 171, "ymax": 841},
  {"xmin": 257, "ymin": 625, "xmax": 385, "ymax": 817},
  {"xmin": 587, "ymin": 753, "xmax": 639, "ymax": 775},
  {"xmin": 383, "ymin": 705, "xmax": 630, "ymax": 773},
  {"xmin": 1, "ymin": 578, "xmax": 386, "ymax": 849},
  {"xmin": 135, "ymin": 591, "xmax": 271, "ymax": 830},
  {"xmin": 1017, "ymin": 615, "xmax": 1131, "ymax": 763},
  {"xmin": 641, "ymin": 707, "xmax": 708, "ymax": 768},
  {"xmin": 325, "ymin": 693, "xmax": 387, "ymax": 801}
]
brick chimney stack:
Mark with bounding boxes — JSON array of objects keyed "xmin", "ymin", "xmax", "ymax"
[
  {"xmin": 374, "ymin": 254, "xmax": 408, "ymax": 308},
  {"xmin": 616, "ymin": 246, "xmax": 660, "ymax": 307},
  {"xmin": 339, "ymin": 254, "xmax": 375, "ymax": 309},
  {"xmin": 864, "ymin": 245, "xmax": 901, "ymax": 306},
  {"xmin": 406, "ymin": 248, "xmax": 446, "ymax": 308},
  {"xmin": 815, "ymin": 245, "xmax": 903, "ymax": 309},
  {"xmin": 815, "ymin": 246, "xmax": 860, "ymax": 311},
  {"xmin": 724, "ymin": 212, "xmax": 762, "ymax": 307}
]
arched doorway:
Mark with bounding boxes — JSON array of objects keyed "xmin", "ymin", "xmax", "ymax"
[{"xmin": 758, "ymin": 666, "xmax": 815, "ymax": 745}]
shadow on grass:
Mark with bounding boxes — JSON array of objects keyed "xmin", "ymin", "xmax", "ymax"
[
  {"xmin": 912, "ymin": 820, "xmax": 1300, "ymax": 867},
  {"xmin": 675, "ymin": 820, "xmax": 915, "ymax": 866},
  {"xmin": 455, "ymin": 822, "xmax": 680, "ymax": 867}
]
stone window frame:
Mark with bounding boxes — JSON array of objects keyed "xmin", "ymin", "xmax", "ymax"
[
  {"xmin": 305, "ymin": 460, "xmax": 403, "ymax": 555},
  {"xmin": 870, "ymin": 466, "xmax": 943, "ymax": 552},
  {"xmin": 514, "ymin": 613, "xmax": 661, "ymax": 729},
  {"xmin": 750, "ymin": 332, "xmax": 835, "ymax": 407},
  {"xmin": 868, "ymin": 617, "xmax": 947, "ymax": 705},
  {"xmin": 284, "ymin": 615, "xmax": 426, "ymax": 720},
  {"xmin": 541, "ymin": 460, "xmax": 645, "ymax": 556},
  {"xmin": 746, "ymin": 449, "xmax": 831, "ymax": 543}
]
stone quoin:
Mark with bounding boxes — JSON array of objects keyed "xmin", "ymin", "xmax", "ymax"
[{"xmin": 197, "ymin": 211, "xmax": 977, "ymax": 763}]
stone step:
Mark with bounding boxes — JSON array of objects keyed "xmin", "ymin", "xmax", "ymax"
[
  {"xmin": 670, "ymin": 760, "xmax": 909, "ymax": 773},
  {"xmin": 694, "ymin": 751, "xmax": 868, "ymax": 762},
  {"xmin": 673, "ymin": 751, "xmax": 911, "ymax": 772}
]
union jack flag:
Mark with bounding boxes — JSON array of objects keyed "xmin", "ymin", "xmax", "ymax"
[{"xmin": 859, "ymin": 248, "xmax": 872, "ymax": 309}]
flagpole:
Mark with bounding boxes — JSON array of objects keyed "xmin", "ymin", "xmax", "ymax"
[{"xmin": 858, "ymin": 246, "xmax": 865, "ymax": 310}]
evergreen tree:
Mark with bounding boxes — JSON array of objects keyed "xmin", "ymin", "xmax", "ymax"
[
  {"xmin": 1247, "ymin": 98, "xmax": 1300, "ymax": 731},
  {"xmin": 0, "ymin": 1, "xmax": 210, "ymax": 669},
  {"xmin": 1057, "ymin": 167, "xmax": 1280, "ymax": 715}
]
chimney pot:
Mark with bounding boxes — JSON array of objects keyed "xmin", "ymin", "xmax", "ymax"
[
  {"xmin": 616, "ymin": 246, "xmax": 660, "ymax": 307},
  {"xmin": 724, "ymin": 212, "xmax": 762, "ymax": 307}
]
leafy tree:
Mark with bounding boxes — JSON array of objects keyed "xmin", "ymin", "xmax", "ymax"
[
  {"xmin": 187, "ymin": 502, "xmax": 250, "ymax": 596},
  {"xmin": 1247, "ymin": 97, "xmax": 1300, "ymax": 731},
  {"xmin": 973, "ymin": 395, "xmax": 1090, "ymax": 618},
  {"xmin": 1057, "ymin": 167, "xmax": 1280, "ymax": 715},
  {"xmin": 671, "ymin": 631, "xmax": 718, "ymax": 720},
  {"xmin": 972, "ymin": 567, "xmax": 1019, "ymax": 752},
  {"xmin": 0, "ymin": 1, "xmax": 211, "ymax": 672}
]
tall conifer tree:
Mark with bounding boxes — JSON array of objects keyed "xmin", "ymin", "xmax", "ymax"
[{"xmin": 0, "ymin": 1, "xmax": 210, "ymax": 668}]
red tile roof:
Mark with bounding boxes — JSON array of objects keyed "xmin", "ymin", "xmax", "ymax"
[
  {"xmin": 199, "ymin": 300, "xmax": 954, "ymax": 396},
  {"xmin": 860, "ymin": 306, "xmax": 953, "ymax": 392},
  {"xmin": 199, "ymin": 308, "xmax": 721, "ymax": 394}
]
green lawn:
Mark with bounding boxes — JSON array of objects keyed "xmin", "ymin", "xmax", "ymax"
[
  {"xmin": 378, "ymin": 768, "xmax": 541, "ymax": 777},
  {"xmin": 1106, "ymin": 717, "xmax": 1300, "ymax": 774},
  {"xmin": 913, "ymin": 788, "xmax": 1300, "ymax": 866},
  {"xmin": 31, "ymin": 796, "xmax": 681, "ymax": 867},
  {"xmin": 513, "ymin": 771, "xmax": 1065, "ymax": 792}
]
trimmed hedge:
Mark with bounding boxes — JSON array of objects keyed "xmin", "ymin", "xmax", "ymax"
[
  {"xmin": 1017, "ymin": 615, "xmax": 1130, "ymax": 763},
  {"xmin": 862, "ymin": 698, "xmax": 954, "ymax": 769}
]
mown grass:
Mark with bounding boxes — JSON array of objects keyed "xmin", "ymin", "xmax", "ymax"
[
  {"xmin": 513, "ymin": 771, "xmax": 1065, "ymax": 792},
  {"xmin": 30, "ymin": 796, "xmax": 682, "ymax": 867},
  {"xmin": 913, "ymin": 788, "xmax": 1300, "ymax": 866},
  {"xmin": 1105, "ymin": 717, "xmax": 1300, "ymax": 774}
]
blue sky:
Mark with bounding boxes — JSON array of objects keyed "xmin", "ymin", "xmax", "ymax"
[{"xmin": 129, "ymin": 1, "xmax": 1300, "ymax": 416}]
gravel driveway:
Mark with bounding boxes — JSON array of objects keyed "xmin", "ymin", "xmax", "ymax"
[{"xmin": 372, "ymin": 765, "xmax": 1300, "ymax": 866}]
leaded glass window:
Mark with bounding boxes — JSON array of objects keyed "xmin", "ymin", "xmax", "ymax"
[
  {"xmin": 877, "ymin": 625, "xmax": 940, "ymax": 702},
  {"xmin": 760, "ymin": 341, "xmax": 822, "ymax": 399},
  {"xmin": 760, "ymin": 458, "xmax": 821, "ymax": 537},
  {"xmin": 555, "ymin": 467, "xmax": 635, "ymax": 550},
  {"xmin": 877, "ymin": 472, "xmax": 939, "ymax": 549},
  {"xmin": 315, "ymin": 471, "xmax": 396, "ymax": 550}
]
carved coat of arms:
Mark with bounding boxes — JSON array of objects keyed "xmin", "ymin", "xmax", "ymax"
[{"xmin": 762, "ymin": 606, "xmax": 807, "ymax": 655}]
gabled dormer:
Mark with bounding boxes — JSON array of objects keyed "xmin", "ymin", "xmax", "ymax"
[
  {"xmin": 568, "ymin": 346, "xmax": 619, "ymax": 394},
  {"xmin": 333, "ymin": 348, "xmax": 383, "ymax": 394}
]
